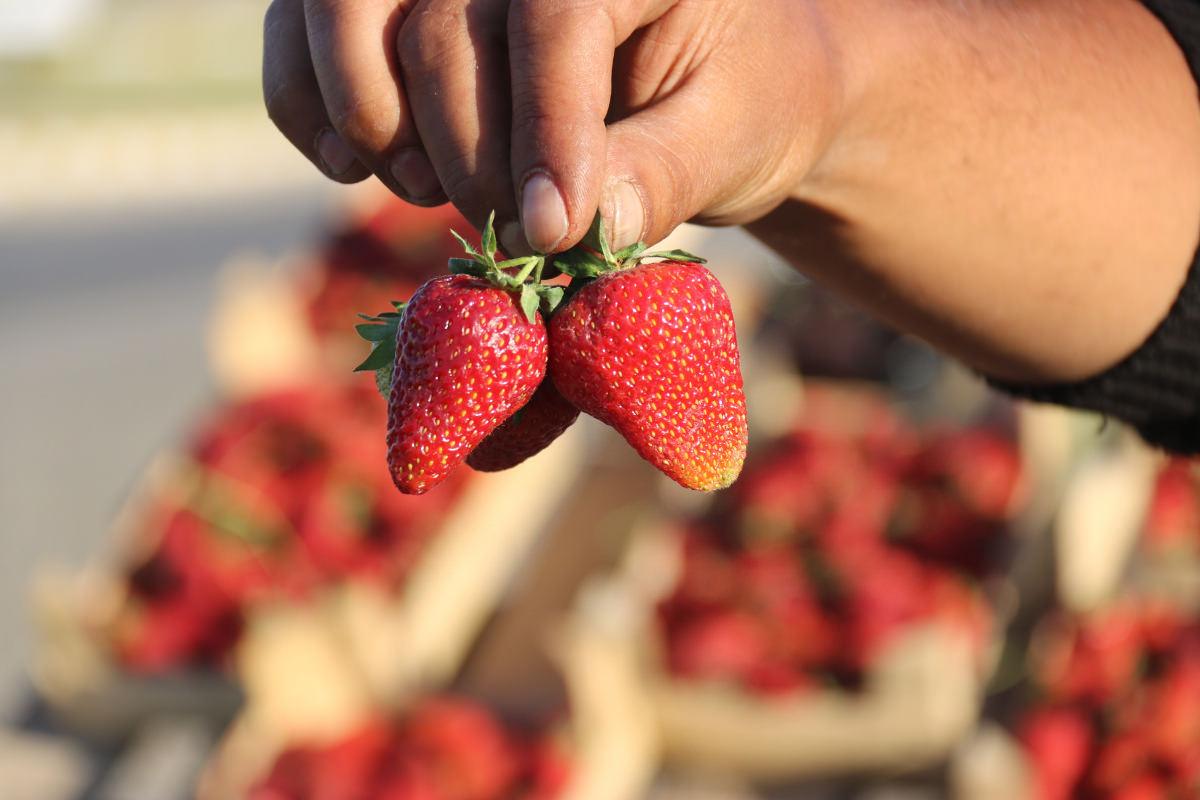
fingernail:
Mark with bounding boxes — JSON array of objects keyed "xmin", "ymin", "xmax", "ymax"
[
  {"xmin": 389, "ymin": 149, "xmax": 441, "ymax": 201},
  {"xmin": 499, "ymin": 222, "xmax": 532, "ymax": 257},
  {"xmin": 520, "ymin": 171, "xmax": 568, "ymax": 252},
  {"xmin": 316, "ymin": 128, "xmax": 356, "ymax": 176},
  {"xmin": 610, "ymin": 180, "xmax": 645, "ymax": 249}
]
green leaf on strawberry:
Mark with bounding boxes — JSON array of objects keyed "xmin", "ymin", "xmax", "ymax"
[
  {"xmin": 537, "ymin": 285, "xmax": 565, "ymax": 314},
  {"xmin": 354, "ymin": 338, "xmax": 397, "ymax": 373},
  {"xmin": 355, "ymin": 211, "xmax": 564, "ymax": 402},
  {"xmin": 448, "ymin": 257, "xmax": 488, "ymax": 278},
  {"xmin": 519, "ymin": 283, "xmax": 540, "ymax": 325},
  {"xmin": 355, "ymin": 323, "xmax": 395, "ymax": 342},
  {"xmin": 374, "ymin": 360, "xmax": 394, "ymax": 398},
  {"xmin": 643, "ymin": 248, "xmax": 707, "ymax": 264},
  {"xmin": 354, "ymin": 304, "xmax": 405, "ymax": 396}
]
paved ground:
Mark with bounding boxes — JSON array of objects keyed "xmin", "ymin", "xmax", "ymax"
[{"xmin": 0, "ymin": 182, "xmax": 337, "ymax": 716}]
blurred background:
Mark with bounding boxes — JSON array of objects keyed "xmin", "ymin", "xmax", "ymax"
[
  {"xmin": 1, "ymin": 0, "xmax": 328, "ymax": 712},
  {"xmin": 3, "ymin": 2, "xmax": 1199, "ymax": 800}
]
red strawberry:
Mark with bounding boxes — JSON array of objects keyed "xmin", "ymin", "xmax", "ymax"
[
  {"xmin": 1018, "ymin": 707, "xmax": 1094, "ymax": 800},
  {"xmin": 466, "ymin": 379, "xmax": 579, "ymax": 472},
  {"xmin": 660, "ymin": 526, "xmax": 740, "ymax": 615},
  {"xmin": 377, "ymin": 759, "xmax": 447, "ymax": 800},
  {"xmin": 1145, "ymin": 459, "xmax": 1200, "ymax": 550},
  {"xmin": 526, "ymin": 736, "xmax": 573, "ymax": 800},
  {"xmin": 549, "ymin": 257, "xmax": 747, "ymax": 491},
  {"xmin": 1035, "ymin": 607, "xmax": 1144, "ymax": 705},
  {"xmin": 912, "ymin": 430, "xmax": 1022, "ymax": 520},
  {"xmin": 356, "ymin": 215, "xmax": 565, "ymax": 493},
  {"xmin": 1147, "ymin": 659, "xmax": 1200, "ymax": 763},
  {"xmin": 1109, "ymin": 774, "xmax": 1168, "ymax": 800},
  {"xmin": 1091, "ymin": 733, "xmax": 1150, "ymax": 795},
  {"xmin": 382, "ymin": 274, "xmax": 546, "ymax": 493},
  {"xmin": 666, "ymin": 609, "xmax": 770, "ymax": 682},
  {"xmin": 404, "ymin": 698, "xmax": 522, "ymax": 800}
]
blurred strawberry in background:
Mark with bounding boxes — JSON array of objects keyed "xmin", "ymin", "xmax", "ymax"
[
  {"xmin": 657, "ymin": 390, "xmax": 1021, "ymax": 695},
  {"xmin": 301, "ymin": 200, "xmax": 474, "ymax": 347},
  {"xmin": 1017, "ymin": 602, "xmax": 1200, "ymax": 799},
  {"xmin": 250, "ymin": 698, "xmax": 571, "ymax": 800},
  {"xmin": 112, "ymin": 380, "xmax": 468, "ymax": 674}
]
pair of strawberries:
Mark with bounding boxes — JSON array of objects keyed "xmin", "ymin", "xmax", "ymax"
[{"xmin": 356, "ymin": 214, "xmax": 748, "ymax": 495}]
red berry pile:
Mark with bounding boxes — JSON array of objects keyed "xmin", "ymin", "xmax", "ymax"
[
  {"xmin": 356, "ymin": 214, "xmax": 748, "ymax": 495},
  {"xmin": 656, "ymin": 397, "xmax": 1022, "ymax": 695},
  {"xmin": 1017, "ymin": 602, "xmax": 1200, "ymax": 800},
  {"xmin": 1143, "ymin": 458, "xmax": 1200, "ymax": 555},
  {"xmin": 115, "ymin": 381, "xmax": 467, "ymax": 673},
  {"xmin": 250, "ymin": 697, "xmax": 571, "ymax": 800}
]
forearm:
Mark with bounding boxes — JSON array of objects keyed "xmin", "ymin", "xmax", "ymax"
[{"xmin": 749, "ymin": 0, "xmax": 1200, "ymax": 383}]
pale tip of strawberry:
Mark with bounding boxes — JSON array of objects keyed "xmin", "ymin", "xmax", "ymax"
[
  {"xmin": 677, "ymin": 459, "xmax": 745, "ymax": 493},
  {"xmin": 707, "ymin": 462, "xmax": 745, "ymax": 492}
]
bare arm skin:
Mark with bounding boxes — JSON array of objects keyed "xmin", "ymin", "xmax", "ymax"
[
  {"xmin": 751, "ymin": 0, "xmax": 1200, "ymax": 383},
  {"xmin": 262, "ymin": 0, "xmax": 1200, "ymax": 385}
]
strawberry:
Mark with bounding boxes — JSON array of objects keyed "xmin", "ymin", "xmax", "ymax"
[
  {"xmin": 1145, "ymin": 459, "xmax": 1200, "ymax": 551},
  {"xmin": 1109, "ymin": 774, "xmax": 1169, "ymax": 800},
  {"xmin": 666, "ymin": 609, "xmax": 771, "ymax": 683},
  {"xmin": 356, "ymin": 215, "xmax": 563, "ymax": 494},
  {"xmin": 404, "ymin": 697, "xmax": 522, "ymax": 800},
  {"xmin": 381, "ymin": 274, "xmax": 545, "ymax": 494},
  {"xmin": 912, "ymin": 429, "xmax": 1022, "ymax": 520},
  {"xmin": 548, "ymin": 234, "xmax": 747, "ymax": 491},
  {"xmin": 466, "ymin": 379, "xmax": 579, "ymax": 472},
  {"xmin": 526, "ymin": 736, "xmax": 573, "ymax": 800},
  {"xmin": 1018, "ymin": 707, "xmax": 1094, "ymax": 800}
]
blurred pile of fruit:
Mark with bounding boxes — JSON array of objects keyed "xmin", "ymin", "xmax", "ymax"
[
  {"xmin": 106, "ymin": 200, "xmax": 488, "ymax": 675},
  {"xmin": 1017, "ymin": 602, "xmax": 1200, "ymax": 800},
  {"xmin": 114, "ymin": 382, "xmax": 467, "ymax": 674},
  {"xmin": 1133, "ymin": 458, "xmax": 1200, "ymax": 608},
  {"xmin": 251, "ymin": 697, "xmax": 570, "ymax": 800},
  {"xmin": 656, "ymin": 392, "xmax": 1021, "ymax": 697},
  {"xmin": 300, "ymin": 202, "xmax": 466, "ymax": 348}
]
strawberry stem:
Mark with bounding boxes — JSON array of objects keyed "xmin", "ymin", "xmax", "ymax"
[
  {"xmin": 495, "ymin": 255, "xmax": 541, "ymax": 271},
  {"xmin": 511, "ymin": 258, "xmax": 540, "ymax": 285}
]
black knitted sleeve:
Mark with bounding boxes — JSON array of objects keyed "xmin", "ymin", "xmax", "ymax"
[{"xmin": 989, "ymin": 0, "xmax": 1200, "ymax": 454}]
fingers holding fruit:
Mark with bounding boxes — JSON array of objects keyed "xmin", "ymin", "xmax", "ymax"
[{"xmin": 265, "ymin": 0, "xmax": 835, "ymax": 255}]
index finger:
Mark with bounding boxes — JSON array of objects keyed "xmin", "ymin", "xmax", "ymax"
[{"xmin": 304, "ymin": 0, "xmax": 445, "ymax": 203}]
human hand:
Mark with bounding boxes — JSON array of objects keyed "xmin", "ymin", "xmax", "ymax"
[{"xmin": 262, "ymin": 0, "xmax": 839, "ymax": 253}]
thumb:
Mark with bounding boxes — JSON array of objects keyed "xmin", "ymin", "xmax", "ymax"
[{"xmin": 602, "ymin": 77, "xmax": 810, "ymax": 250}]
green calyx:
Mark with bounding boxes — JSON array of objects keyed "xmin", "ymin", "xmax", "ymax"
[
  {"xmin": 447, "ymin": 211, "xmax": 564, "ymax": 324},
  {"xmin": 352, "ymin": 211, "xmax": 564, "ymax": 400},
  {"xmin": 352, "ymin": 299, "xmax": 405, "ymax": 397},
  {"xmin": 551, "ymin": 213, "xmax": 707, "ymax": 282}
]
